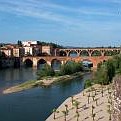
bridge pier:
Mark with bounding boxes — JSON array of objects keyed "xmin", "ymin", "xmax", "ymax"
[
  {"xmin": 66, "ymin": 52, "xmax": 69, "ymax": 57},
  {"xmin": 47, "ymin": 61, "xmax": 51, "ymax": 66},
  {"xmin": 61, "ymin": 60, "xmax": 67, "ymax": 65},
  {"xmin": 33, "ymin": 58, "xmax": 37, "ymax": 67}
]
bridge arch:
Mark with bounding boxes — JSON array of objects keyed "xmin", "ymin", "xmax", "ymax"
[
  {"xmin": 24, "ymin": 58, "xmax": 33, "ymax": 67},
  {"xmin": 37, "ymin": 59, "xmax": 47, "ymax": 69},
  {"xmin": 82, "ymin": 59, "xmax": 93, "ymax": 68},
  {"xmin": 104, "ymin": 50, "xmax": 113, "ymax": 56},
  {"xmin": 68, "ymin": 50, "xmax": 78, "ymax": 57},
  {"xmin": 59, "ymin": 50, "xmax": 67, "ymax": 56},
  {"xmin": 66, "ymin": 60, "xmax": 75, "ymax": 64},
  {"xmin": 80, "ymin": 50, "xmax": 89, "ymax": 56},
  {"xmin": 51, "ymin": 59, "xmax": 61, "ymax": 70},
  {"xmin": 91, "ymin": 50, "xmax": 102, "ymax": 56},
  {"xmin": 112, "ymin": 50, "xmax": 120, "ymax": 55}
]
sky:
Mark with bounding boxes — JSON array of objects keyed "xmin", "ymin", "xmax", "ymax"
[{"xmin": 0, "ymin": 0, "xmax": 121, "ymax": 47}]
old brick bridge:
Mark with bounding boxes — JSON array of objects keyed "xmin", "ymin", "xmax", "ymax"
[{"xmin": 22, "ymin": 47, "xmax": 121, "ymax": 68}]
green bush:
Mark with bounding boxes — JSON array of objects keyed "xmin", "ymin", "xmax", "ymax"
[
  {"xmin": 94, "ymin": 58, "xmax": 116, "ymax": 85},
  {"xmin": 94, "ymin": 64, "xmax": 108, "ymax": 85},
  {"xmin": 84, "ymin": 79, "xmax": 92, "ymax": 89},
  {"xmin": 60, "ymin": 62, "xmax": 83, "ymax": 75},
  {"xmin": 106, "ymin": 60, "xmax": 115, "ymax": 83},
  {"xmin": 36, "ymin": 62, "xmax": 83, "ymax": 79},
  {"xmin": 36, "ymin": 64, "xmax": 55, "ymax": 79}
]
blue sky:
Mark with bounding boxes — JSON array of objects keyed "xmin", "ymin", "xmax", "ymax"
[{"xmin": 0, "ymin": 0, "xmax": 121, "ymax": 47}]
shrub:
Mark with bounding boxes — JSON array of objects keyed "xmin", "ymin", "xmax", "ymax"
[
  {"xmin": 94, "ymin": 64, "xmax": 109, "ymax": 85},
  {"xmin": 36, "ymin": 62, "xmax": 83, "ymax": 79},
  {"xmin": 36, "ymin": 64, "xmax": 55, "ymax": 79},
  {"xmin": 94, "ymin": 58, "xmax": 116, "ymax": 85},
  {"xmin": 84, "ymin": 79, "xmax": 92, "ymax": 89},
  {"xmin": 60, "ymin": 62, "xmax": 83, "ymax": 75}
]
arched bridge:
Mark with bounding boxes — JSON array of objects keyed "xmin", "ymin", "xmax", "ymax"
[
  {"xmin": 22, "ymin": 56, "xmax": 111, "ymax": 68},
  {"xmin": 22, "ymin": 47, "xmax": 121, "ymax": 68},
  {"xmin": 59, "ymin": 48, "xmax": 121, "ymax": 57}
]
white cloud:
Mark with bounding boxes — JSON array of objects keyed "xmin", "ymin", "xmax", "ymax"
[{"xmin": 0, "ymin": 0, "xmax": 120, "ymax": 28}]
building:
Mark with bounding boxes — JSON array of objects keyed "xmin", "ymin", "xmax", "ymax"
[
  {"xmin": 33, "ymin": 45, "xmax": 42, "ymax": 56},
  {"xmin": 22, "ymin": 41, "xmax": 38, "ymax": 47},
  {"xmin": 24, "ymin": 46, "xmax": 33, "ymax": 56},
  {"xmin": 42, "ymin": 45, "xmax": 54, "ymax": 56},
  {"xmin": 0, "ymin": 47, "xmax": 13, "ymax": 57},
  {"xmin": 0, "ymin": 44, "xmax": 23, "ymax": 68},
  {"xmin": 13, "ymin": 47, "xmax": 25, "ymax": 57}
]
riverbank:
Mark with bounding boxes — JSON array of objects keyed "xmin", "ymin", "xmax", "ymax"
[
  {"xmin": 46, "ymin": 84, "xmax": 113, "ymax": 121},
  {"xmin": 113, "ymin": 75, "xmax": 121, "ymax": 121},
  {"xmin": 3, "ymin": 72, "xmax": 87, "ymax": 94}
]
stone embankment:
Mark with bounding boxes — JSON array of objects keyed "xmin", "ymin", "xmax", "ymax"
[{"xmin": 113, "ymin": 75, "xmax": 121, "ymax": 121}]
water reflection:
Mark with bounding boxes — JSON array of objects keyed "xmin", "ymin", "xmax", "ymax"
[
  {"xmin": 0, "ymin": 68, "xmax": 91, "ymax": 121},
  {"xmin": 51, "ymin": 60, "xmax": 61, "ymax": 71},
  {"xmin": 0, "ymin": 68, "xmax": 36, "ymax": 89}
]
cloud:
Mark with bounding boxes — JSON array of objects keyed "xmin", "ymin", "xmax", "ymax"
[
  {"xmin": 0, "ymin": 0, "xmax": 120, "ymax": 31},
  {"xmin": 0, "ymin": 0, "xmax": 72, "ymax": 24}
]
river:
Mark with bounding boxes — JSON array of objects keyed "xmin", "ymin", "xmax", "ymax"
[{"xmin": 0, "ymin": 68, "xmax": 91, "ymax": 121}]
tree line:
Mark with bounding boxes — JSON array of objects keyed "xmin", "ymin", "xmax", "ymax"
[{"xmin": 36, "ymin": 61, "xmax": 83, "ymax": 79}]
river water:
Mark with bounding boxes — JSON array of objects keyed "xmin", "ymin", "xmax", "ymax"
[{"xmin": 0, "ymin": 68, "xmax": 91, "ymax": 121}]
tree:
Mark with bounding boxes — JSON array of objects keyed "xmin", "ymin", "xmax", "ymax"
[
  {"xmin": 92, "ymin": 113, "xmax": 96, "ymax": 121},
  {"xmin": 73, "ymin": 100, "xmax": 80, "ymax": 113},
  {"xmin": 36, "ymin": 64, "xmax": 55, "ymax": 79},
  {"xmin": 76, "ymin": 111, "xmax": 80, "ymax": 121},
  {"xmin": 101, "ymin": 87, "xmax": 104, "ymax": 97},
  {"xmin": 52, "ymin": 108, "xmax": 56, "ymax": 119},
  {"xmin": 107, "ymin": 105, "xmax": 112, "ymax": 120},
  {"xmin": 71, "ymin": 96, "xmax": 74, "ymax": 106},
  {"xmin": 88, "ymin": 93, "xmax": 90, "ymax": 104},
  {"xmin": 91, "ymin": 105, "xmax": 95, "ymax": 115},
  {"xmin": 94, "ymin": 64, "xmax": 109, "ymax": 85},
  {"xmin": 111, "ymin": 55, "xmax": 121, "ymax": 74},
  {"xmin": 17, "ymin": 40, "xmax": 22, "ymax": 47},
  {"xmin": 37, "ymin": 41, "xmax": 63, "ymax": 48},
  {"xmin": 94, "ymin": 88, "xmax": 97, "ymax": 95},
  {"xmin": 60, "ymin": 62, "xmax": 83, "ymax": 75},
  {"xmin": 95, "ymin": 98, "xmax": 98, "ymax": 106},
  {"xmin": 92, "ymin": 95, "xmax": 95, "ymax": 101},
  {"xmin": 65, "ymin": 104, "xmax": 68, "ymax": 115},
  {"xmin": 62, "ymin": 110, "xmax": 67, "ymax": 121},
  {"xmin": 97, "ymin": 62, "xmax": 102, "ymax": 70},
  {"xmin": 83, "ymin": 91, "xmax": 85, "ymax": 96},
  {"xmin": 94, "ymin": 58, "xmax": 116, "ymax": 85},
  {"xmin": 106, "ymin": 60, "xmax": 115, "ymax": 83}
]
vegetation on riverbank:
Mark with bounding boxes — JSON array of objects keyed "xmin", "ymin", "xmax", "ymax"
[
  {"xmin": 3, "ymin": 62, "xmax": 86, "ymax": 94},
  {"xmin": 84, "ymin": 54, "xmax": 121, "ymax": 88},
  {"xmin": 36, "ymin": 62, "xmax": 83, "ymax": 79}
]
